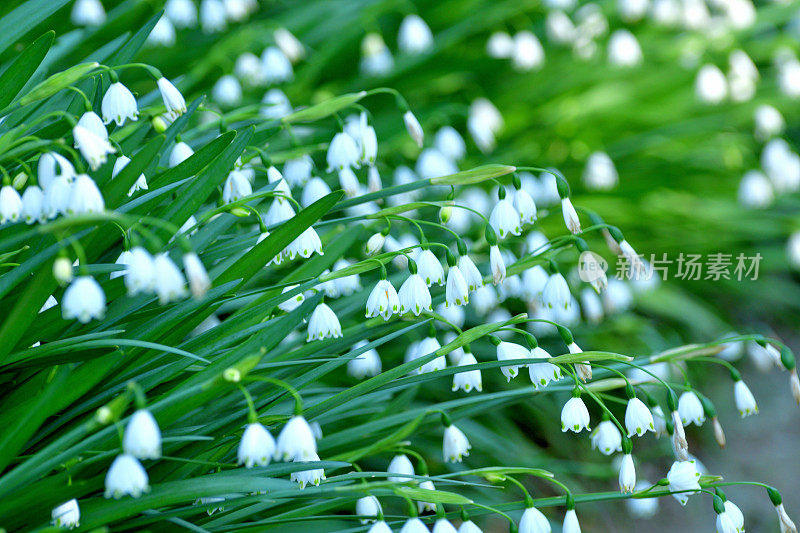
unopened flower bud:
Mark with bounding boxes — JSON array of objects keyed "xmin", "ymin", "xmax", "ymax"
[
  {"xmin": 712, "ymin": 416, "xmax": 726, "ymax": 448},
  {"xmin": 53, "ymin": 257, "xmax": 74, "ymax": 285}
]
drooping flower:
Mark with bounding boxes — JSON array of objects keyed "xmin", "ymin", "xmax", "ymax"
[
  {"xmin": 733, "ymin": 380, "xmax": 758, "ymax": 417},
  {"xmin": 561, "ymin": 197, "xmax": 581, "ymax": 234},
  {"xmin": 71, "ymin": 0, "xmax": 106, "ymax": 26},
  {"xmin": 366, "ymin": 279, "xmax": 400, "ymax": 320},
  {"xmin": 67, "ymin": 174, "xmax": 105, "ymax": 215},
  {"xmin": 528, "ymin": 346, "xmax": 562, "ymax": 389},
  {"xmin": 403, "ymin": 111, "xmax": 424, "ymax": 148},
  {"xmin": 21, "ymin": 185, "xmax": 45, "ymax": 224},
  {"xmin": 348, "ymin": 340, "xmax": 382, "ymax": 379},
  {"xmin": 590, "ymin": 420, "xmax": 622, "ymax": 455},
  {"xmin": 678, "ymin": 391, "xmax": 706, "ymax": 426},
  {"xmin": 0, "ymin": 185, "xmax": 22, "ymax": 224},
  {"xmin": 398, "ymin": 272, "xmax": 432, "ymax": 316},
  {"xmin": 356, "ymin": 495, "xmax": 382, "ymax": 524},
  {"xmin": 490, "ymin": 194, "xmax": 522, "ymax": 239},
  {"xmin": 104, "ymin": 454, "xmax": 149, "ymax": 499},
  {"xmin": 170, "ymin": 142, "xmax": 194, "ymax": 167},
  {"xmin": 496, "ymin": 340, "xmax": 529, "ymax": 381},
  {"xmin": 561, "ymin": 396, "xmax": 591, "ymax": 433},
  {"xmin": 666, "ymin": 460, "xmax": 701, "ymax": 505},
  {"xmin": 562, "ymin": 509, "xmax": 581, "ymax": 533},
  {"xmin": 398, "ymin": 14, "xmax": 434, "ymax": 54},
  {"xmin": 625, "ymin": 397, "xmax": 655, "ymax": 437},
  {"xmin": 237, "ymin": 422, "xmax": 276, "ymax": 468},
  {"xmin": 416, "ymin": 249, "xmax": 444, "ymax": 286},
  {"xmin": 275, "ymin": 415, "xmax": 317, "ymax": 461},
  {"xmin": 157, "ymin": 77, "xmax": 187, "ymax": 119},
  {"xmin": 123, "ymin": 409, "xmax": 162, "ymax": 460},
  {"xmin": 445, "ymin": 264, "xmax": 469, "ymax": 307},
  {"xmin": 306, "ymin": 302, "xmax": 342, "ymax": 341},
  {"xmin": 443, "ymin": 424, "xmax": 471, "ymax": 462},
  {"xmin": 542, "ymin": 273, "xmax": 571, "ymax": 310},
  {"xmin": 102, "ymin": 82, "xmax": 139, "ymax": 126},
  {"xmin": 387, "ymin": 454, "xmax": 415, "ymax": 483},
  {"xmin": 153, "ymin": 253, "xmax": 188, "ymax": 304},
  {"xmin": 489, "ymin": 245, "xmax": 506, "ymax": 285},
  {"xmin": 290, "ymin": 452, "xmax": 326, "ymax": 489},
  {"xmin": 262, "ymin": 46, "xmax": 294, "ymax": 84},
  {"xmin": 223, "ymin": 169, "xmax": 253, "ymax": 204},
  {"xmin": 73, "ymin": 125, "xmax": 115, "ymax": 171},
  {"xmin": 619, "ymin": 454, "xmax": 636, "ymax": 493},
  {"xmin": 63, "ymin": 276, "xmax": 106, "ymax": 323},
  {"xmin": 452, "ymin": 353, "xmax": 482, "ymax": 393},
  {"xmin": 519, "ymin": 506, "xmax": 551, "ymax": 533},
  {"xmin": 286, "ymin": 227, "xmax": 323, "ymax": 260},
  {"xmin": 51, "ymin": 498, "xmax": 80, "ymax": 529}
]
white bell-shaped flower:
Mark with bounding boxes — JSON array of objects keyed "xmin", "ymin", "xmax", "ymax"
[
  {"xmin": 223, "ymin": 169, "xmax": 253, "ymax": 204},
  {"xmin": 416, "ymin": 249, "xmax": 444, "ymax": 286},
  {"xmin": 327, "ymin": 132, "xmax": 361, "ymax": 172},
  {"xmin": 38, "ymin": 152, "xmax": 75, "ymax": 190},
  {"xmin": 519, "ymin": 505, "xmax": 550, "ymax": 533},
  {"xmin": 398, "ymin": 14, "xmax": 433, "ymax": 54},
  {"xmin": 261, "ymin": 88, "xmax": 293, "ymax": 119},
  {"xmin": 290, "ymin": 451, "xmax": 325, "ymax": 489},
  {"xmin": 666, "ymin": 460, "xmax": 701, "ymax": 505},
  {"xmin": 625, "ymin": 397, "xmax": 655, "ymax": 437},
  {"xmin": 590, "ymin": 420, "xmax": 622, "ymax": 455},
  {"xmin": 165, "ymin": 0, "xmax": 198, "ymax": 28},
  {"xmin": 490, "ymin": 198, "xmax": 522, "ymax": 239},
  {"xmin": 125, "ymin": 247, "xmax": 156, "ymax": 295},
  {"xmin": 147, "ymin": 16, "xmax": 176, "ymax": 47},
  {"xmin": 542, "ymin": 273, "xmax": 571, "ymax": 310},
  {"xmin": 452, "ymin": 353, "xmax": 482, "ymax": 393},
  {"xmin": 275, "ymin": 415, "xmax": 317, "ymax": 461},
  {"xmin": 153, "ymin": 253, "xmax": 187, "ymax": 304},
  {"xmin": 301, "ymin": 177, "xmax": 331, "ymax": 207},
  {"xmin": 400, "ymin": 518, "xmax": 429, "ymax": 533},
  {"xmin": 562, "ymin": 509, "xmax": 581, "ymax": 533},
  {"xmin": 513, "ymin": 30, "xmax": 545, "ymax": 71},
  {"xmin": 306, "ymin": 302, "xmax": 342, "ymax": 341},
  {"xmin": 264, "ymin": 199, "xmax": 295, "ymax": 228},
  {"xmin": 468, "ymin": 98, "xmax": 503, "ymax": 153},
  {"xmin": 261, "ymin": 46, "xmax": 293, "ymax": 84},
  {"xmin": 102, "ymin": 82, "xmax": 139, "ymax": 126},
  {"xmin": 366, "ymin": 279, "xmax": 400, "ymax": 320},
  {"xmin": 169, "ymin": 142, "xmax": 194, "ymax": 167},
  {"xmin": 286, "ymin": 226, "xmax": 323, "ymax": 260},
  {"xmin": 348, "ymin": 340, "xmax": 382, "ymax": 379},
  {"xmin": 445, "ymin": 265, "xmax": 469, "ymax": 307},
  {"xmin": 416, "ymin": 148, "xmax": 457, "ymax": 180},
  {"xmin": 123, "ymin": 409, "xmax": 162, "ymax": 459},
  {"xmin": 528, "ymin": 346, "xmax": 562, "ymax": 389},
  {"xmin": 182, "ymin": 252, "xmax": 210, "ymax": 299},
  {"xmin": 104, "ymin": 454, "xmax": 149, "ymax": 498},
  {"xmin": 356, "ymin": 495, "xmax": 382, "ymax": 524},
  {"xmin": 21, "ymin": 185, "xmax": 45, "ymax": 224},
  {"xmin": 432, "ymin": 518, "xmax": 458, "ymax": 533},
  {"xmin": 489, "ymin": 245, "xmax": 506, "ymax": 285},
  {"xmin": 274, "ymin": 28, "xmax": 305, "ymax": 63},
  {"xmin": 695, "ymin": 64, "xmax": 728, "ymax": 104},
  {"xmin": 200, "ymin": 0, "xmax": 227, "ymax": 33},
  {"xmin": 237, "ymin": 422, "xmax": 276, "ymax": 467},
  {"xmin": 398, "ymin": 272, "xmax": 432, "ymax": 316},
  {"xmin": 496, "ymin": 341, "xmax": 529, "ymax": 381},
  {"xmin": 458, "ymin": 254, "xmax": 483, "ymax": 292},
  {"xmin": 561, "ymin": 197, "xmax": 581, "ymax": 234},
  {"xmin": 368, "ymin": 521, "xmax": 393, "ymax": 533},
  {"xmin": 212, "ymin": 75, "xmax": 242, "ymax": 107},
  {"xmin": 403, "ymin": 111, "xmax": 424, "ymax": 148},
  {"xmin": 435, "ymin": 126, "xmax": 466, "ymax": 161},
  {"xmin": 678, "ymin": 391, "xmax": 705, "ymax": 426},
  {"xmin": 73, "ymin": 125, "xmax": 115, "ymax": 171},
  {"xmin": 619, "ymin": 453, "xmax": 636, "ymax": 493},
  {"xmin": 443, "ymin": 424, "xmax": 471, "ymax": 462},
  {"xmin": 561, "ymin": 396, "xmax": 591, "ymax": 432},
  {"xmin": 157, "ymin": 77, "xmax": 187, "ymax": 119},
  {"xmin": 67, "ymin": 174, "xmax": 105, "ymax": 215},
  {"xmin": 608, "ymin": 30, "xmax": 642, "ymax": 67},
  {"xmin": 112, "ymin": 156, "xmax": 148, "ymax": 197},
  {"xmin": 387, "ymin": 454, "xmax": 414, "ymax": 483},
  {"xmin": 63, "ymin": 276, "xmax": 106, "ymax": 323},
  {"xmin": 0, "ymin": 185, "xmax": 22, "ymax": 224},
  {"xmin": 71, "ymin": 0, "xmax": 106, "ymax": 26},
  {"xmin": 234, "ymin": 52, "xmax": 265, "ymax": 85},
  {"xmin": 51, "ymin": 498, "xmax": 80, "ymax": 529},
  {"xmin": 733, "ymin": 380, "xmax": 758, "ymax": 417}
]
